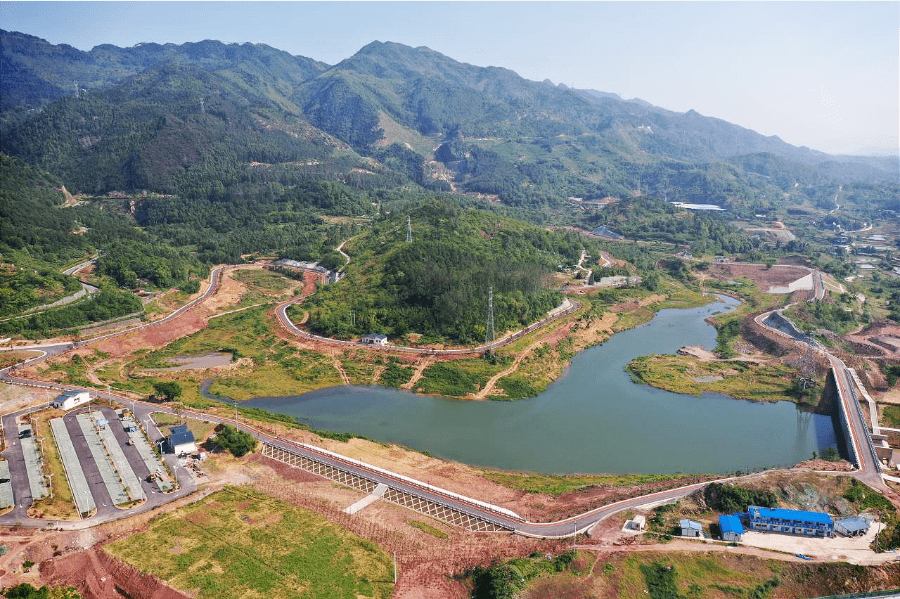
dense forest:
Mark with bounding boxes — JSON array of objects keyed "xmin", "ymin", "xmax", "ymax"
[{"xmin": 303, "ymin": 200, "xmax": 579, "ymax": 344}]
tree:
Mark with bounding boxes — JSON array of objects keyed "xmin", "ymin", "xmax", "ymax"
[{"xmin": 152, "ymin": 381, "xmax": 182, "ymax": 402}]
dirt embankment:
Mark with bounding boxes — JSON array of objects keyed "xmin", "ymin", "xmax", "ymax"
[{"xmin": 40, "ymin": 546, "xmax": 189, "ymax": 599}]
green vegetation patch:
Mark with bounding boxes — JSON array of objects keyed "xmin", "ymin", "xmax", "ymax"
[
  {"xmin": 414, "ymin": 359, "xmax": 497, "ymax": 397},
  {"xmin": 1, "ymin": 583, "xmax": 82, "ymax": 599},
  {"xmin": 406, "ymin": 519, "xmax": 448, "ymax": 539},
  {"xmin": 470, "ymin": 550, "xmax": 580, "ymax": 599},
  {"xmin": 213, "ymin": 424, "xmax": 258, "ymax": 457},
  {"xmin": 704, "ymin": 482, "xmax": 777, "ymax": 513},
  {"xmin": 378, "ymin": 360, "xmax": 415, "ymax": 388},
  {"xmin": 482, "ymin": 471, "xmax": 685, "ymax": 497},
  {"xmin": 104, "ymin": 487, "xmax": 394, "ymax": 599},
  {"xmin": 626, "ymin": 355, "xmax": 812, "ymax": 406}
]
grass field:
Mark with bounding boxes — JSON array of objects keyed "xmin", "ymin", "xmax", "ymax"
[
  {"xmin": 482, "ymin": 470, "xmax": 689, "ymax": 497},
  {"xmin": 626, "ymin": 355, "xmax": 815, "ymax": 406},
  {"xmin": 104, "ymin": 487, "xmax": 394, "ymax": 599},
  {"xmin": 28, "ymin": 409, "xmax": 78, "ymax": 520}
]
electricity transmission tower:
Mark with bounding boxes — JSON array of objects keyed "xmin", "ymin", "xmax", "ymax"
[{"xmin": 485, "ymin": 287, "xmax": 495, "ymax": 349}]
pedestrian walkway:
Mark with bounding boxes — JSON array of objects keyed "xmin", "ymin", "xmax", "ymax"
[
  {"xmin": 50, "ymin": 417, "xmax": 95, "ymax": 516},
  {"xmin": 344, "ymin": 483, "xmax": 388, "ymax": 515},
  {"xmin": 76, "ymin": 413, "xmax": 130, "ymax": 506}
]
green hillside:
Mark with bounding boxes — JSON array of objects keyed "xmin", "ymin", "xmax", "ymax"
[{"xmin": 303, "ymin": 199, "xmax": 581, "ymax": 344}]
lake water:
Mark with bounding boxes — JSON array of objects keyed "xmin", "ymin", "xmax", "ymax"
[{"xmin": 221, "ymin": 296, "xmax": 837, "ymax": 474}]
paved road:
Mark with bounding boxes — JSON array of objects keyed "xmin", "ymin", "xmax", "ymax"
[
  {"xmin": 0, "ymin": 406, "xmax": 45, "ymax": 519},
  {"xmin": 123, "ymin": 398, "xmax": 710, "ymax": 538},
  {"xmin": 275, "ymin": 297, "xmax": 579, "ymax": 356},
  {"xmin": 753, "ymin": 301, "xmax": 892, "ymax": 497}
]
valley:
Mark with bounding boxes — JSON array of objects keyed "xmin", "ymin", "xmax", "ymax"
[{"xmin": 0, "ymin": 25, "xmax": 898, "ymax": 599}]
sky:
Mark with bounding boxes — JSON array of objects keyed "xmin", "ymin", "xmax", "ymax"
[{"xmin": 2, "ymin": 2, "xmax": 897, "ymax": 156}]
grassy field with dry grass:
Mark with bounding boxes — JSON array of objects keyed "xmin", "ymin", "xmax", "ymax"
[{"xmin": 104, "ymin": 486, "xmax": 394, "ymax": 599}]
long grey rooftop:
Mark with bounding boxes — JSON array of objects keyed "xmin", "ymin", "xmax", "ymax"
[
  {"xmin": 50, "ymin": 417, "xmax": 95, "ymax": 516},
  {"xmin": 122, "ymin": 415, "xmax": 172, "ymax": 492},
  {"xmin": 91, "ymin": 413, "xmax": 145, "ymax": 502},
  {"xmin": 76, "ymin": 413, "xmax": 131, "ymax": 506},
  {"xmin": 0, "ymin": 460, "xmax": 13, "ymax": 509},
  {"xmin": 18, "ymin": 424, "xmax": 46, "ymax": 500}
]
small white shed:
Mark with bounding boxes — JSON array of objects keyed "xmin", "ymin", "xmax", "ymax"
[{"xmin": 52, "ymin": 390, "xmax": 91, "ymax": 411}]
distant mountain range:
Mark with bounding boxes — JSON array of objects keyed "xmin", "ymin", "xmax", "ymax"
[{"xmin": 1, "ymin": 30, "xmax": 895, "ymax": 208}]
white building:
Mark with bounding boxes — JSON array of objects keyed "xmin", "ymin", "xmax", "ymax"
[
  {"xmin": 168, "ymin": 425, "xmax": 196, "ymax": 455},
  {"xmin": 627, "ymin": 515, "xmax": 646, "ymax": 531},
  {"xmin": 52, "ymin": 390, "xmax": 91, "ymax": 411},
  {"xmin": 361, "ymin": 333, "xmax": 388, "ymax": 346}
]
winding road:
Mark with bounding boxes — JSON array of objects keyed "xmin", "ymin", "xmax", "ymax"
[{"xmin": 0, "ymin": 260, "xmax": 895, "ymax": 537}]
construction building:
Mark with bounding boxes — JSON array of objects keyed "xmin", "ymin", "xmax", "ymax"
[
  {"xmin": 680, "ymin": 519, "xmax": 702, "ymax": 537},
  {"xmin": 747, "ymin": 506, "xmax": 834, "ymax": 537},
  {"xmin": 719, "ymin": 515, "xmax": 744, "ymax": 542},
  {"xmin": 835, "ymin": 517, "xmax": 871, "ymax": 537}
]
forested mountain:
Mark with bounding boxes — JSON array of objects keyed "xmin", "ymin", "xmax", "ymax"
[
  {"xmin": 2, "ymin": 31, "xmax": 895, "ymax": 217},
  {"xmin": 0, "ymin": 30, "xmax": 328, "ymax": 109}
]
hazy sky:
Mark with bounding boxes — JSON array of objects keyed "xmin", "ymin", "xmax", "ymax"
[{"xmin": 2, "ymin": 2, "xmax": 897, "ymax": 155}]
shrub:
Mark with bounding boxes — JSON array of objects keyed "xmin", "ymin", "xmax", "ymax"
[
  {"xmin": 704, "ymin": 483, "xmax": 777, "ymax": 513},
  {"xmin": 214, "ymin": 424, "xmax": 257, "ymax": 457}
]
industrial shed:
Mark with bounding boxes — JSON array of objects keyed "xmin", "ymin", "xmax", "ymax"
[
  {"xmin": 719, "ymin": 515, "xmax": 744, "ymax": 542},
  {"xmin": 835, "ymin": 517, "xmax": 871, "ymax": 537},
  {"xmin": 168, "ymin": 424, "xmax": 196, "ymax": 456},
  {"xmin": 680, "ymin": 519, "xmax": 702, "ymax": 537},
  {"xmin": 747, "ymin": 506, "xmax": 834, "ymax": 537}
]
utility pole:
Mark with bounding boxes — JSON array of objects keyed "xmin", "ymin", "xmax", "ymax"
[{"xmin": 393, "ymin": 552, "xmax": 397, "ymax": 584}]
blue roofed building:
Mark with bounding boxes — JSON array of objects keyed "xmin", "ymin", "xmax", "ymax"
[
  {"xmin": 719, "ymin": 515, "xmax": 744, "ymax": 542},
  {"xmin": 747, "ymin": 506, "xmax": 833, "ymax": 537}
]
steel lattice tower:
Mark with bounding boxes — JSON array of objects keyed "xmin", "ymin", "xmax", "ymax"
[
  {"xmin": 485, "ymin": 287, "xmax": 495, "ymax": 347},
  {"xmin": 407, "ymin": 216, "xmax": 412, "ymax": 243}
]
